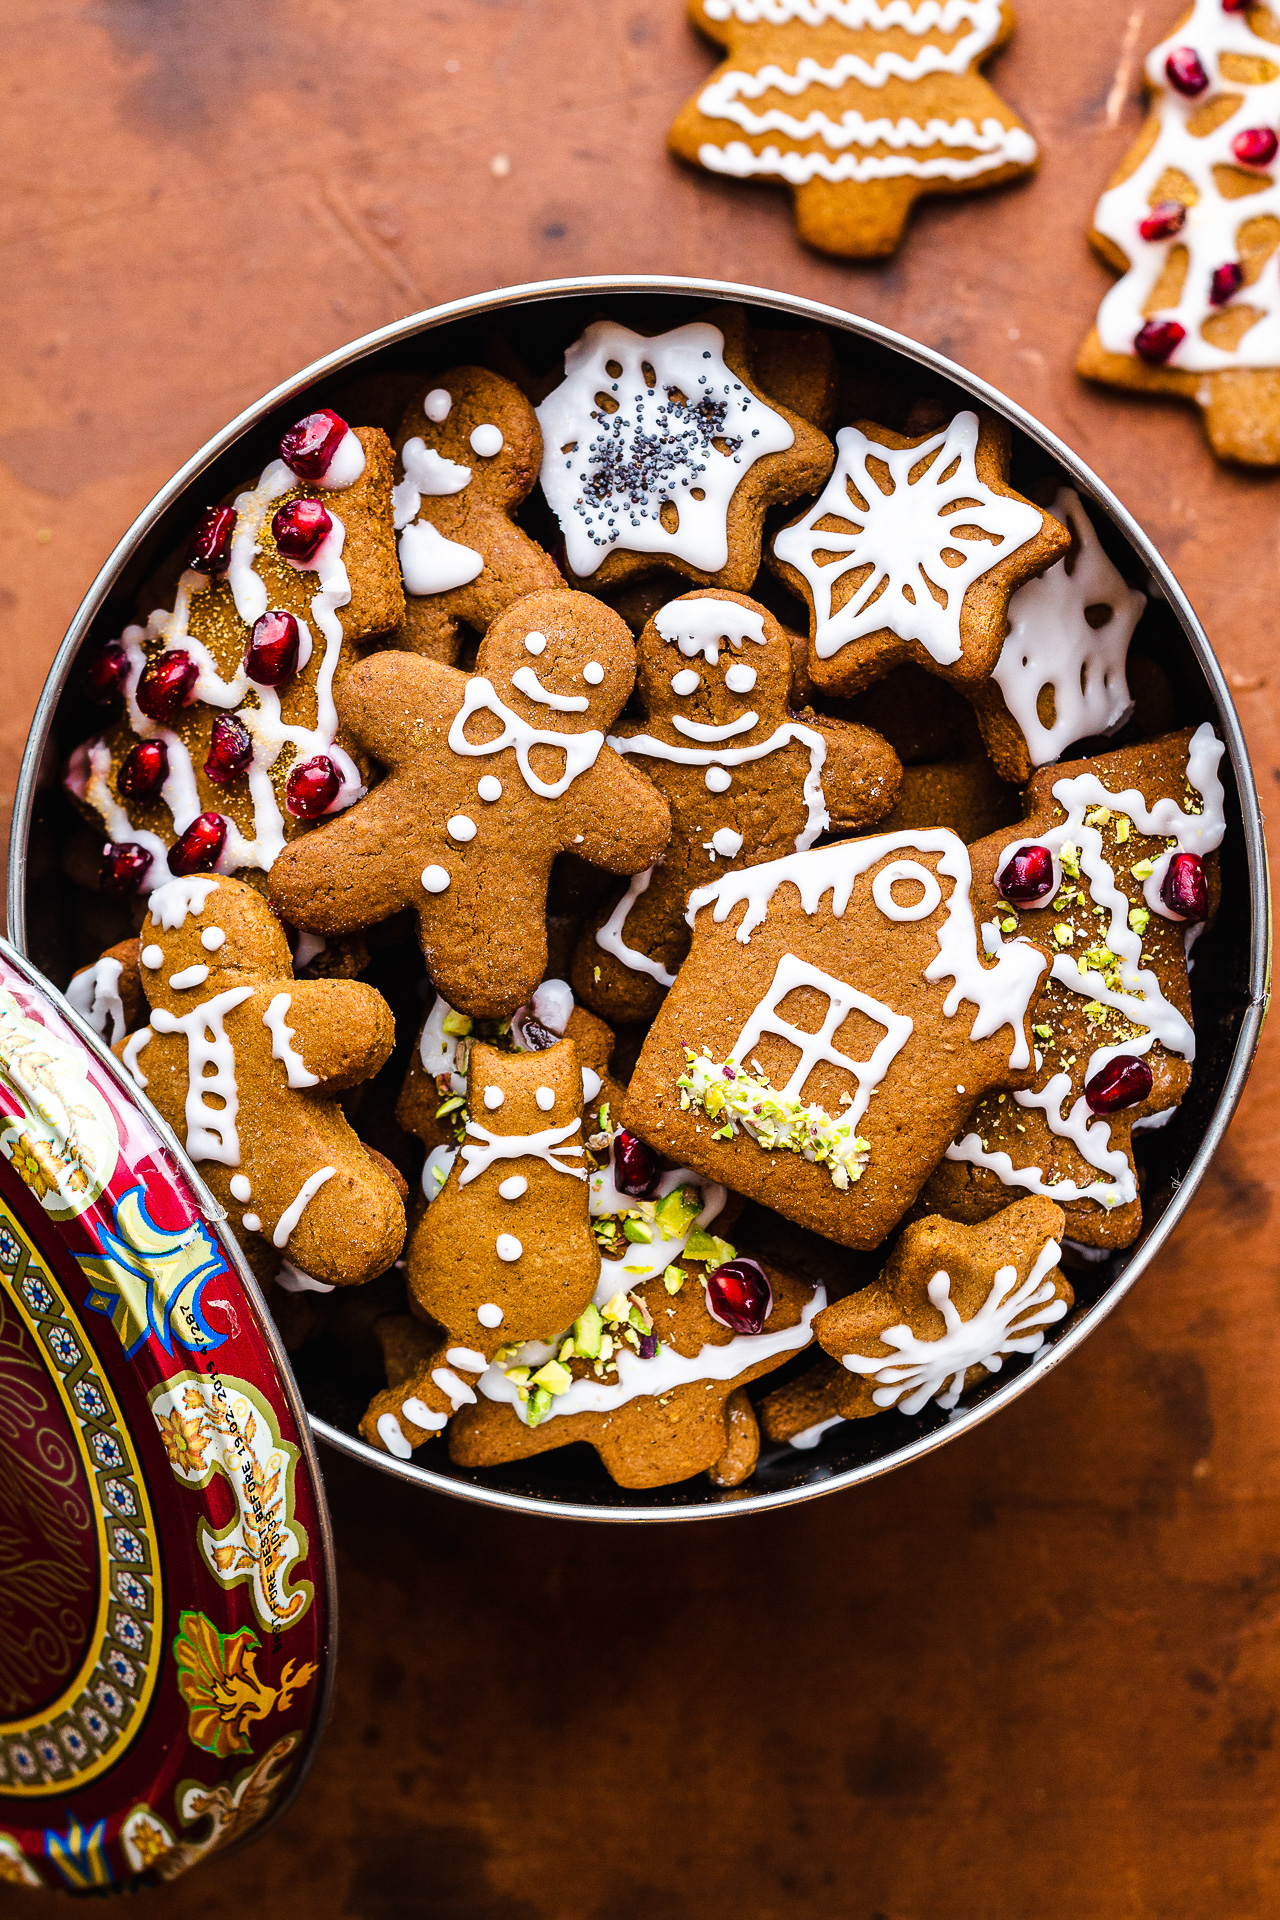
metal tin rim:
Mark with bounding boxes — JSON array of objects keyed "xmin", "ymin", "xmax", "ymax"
[{"xmin": 9, "ymin": 274, "xmax": 1271, "ymax": 1524}]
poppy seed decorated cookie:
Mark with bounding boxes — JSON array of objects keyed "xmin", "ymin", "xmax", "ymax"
[
  {"xmin": 536, "ymin": 305, "xmax": 833, "ymax": 593},
  {"xmin": 572, "ymin": 589, "xmax": 903, "ymax": 1023},
  {"xmin": 392, "ymin": 367, "xmax": 563, "ymax": 664},
  {"xmin": 116, "ymin": 875, "xmax": 406, "ymax": 1288},
  {"xmin": 771, "ymin": 408, "xmax": 1068, "ymax": 699},
  {"xmin": 65, "ymin": 411, "xmax": 402, "ymax": 900},
  {"xmin": 267, "ymin": 589, "xmax": 672, "ymax": 1019},
  {"xmin": 622, "ymin": 827, "xmax": 1049, "ymax": 1249},
  {"xmin": 923, "ymin": 726, "xmax": 1225, "ymax": 1248}
]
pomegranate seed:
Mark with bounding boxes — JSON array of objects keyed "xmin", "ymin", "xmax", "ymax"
[
  {"xmin": 136, "ymin": 649, "xmax": 198, "ymax": 721},
  {"xmin": 706, "ymin": 1258, "xmax": 772, "ymax": 1335},
  {"xmin": 279, "ymin": 408, "xmax": 348, "ymax": 480},
  {"xmin": 996, "ymin": 844, "xmax": 1055, "ymax": 906},
  {"xmin": 185, "ymin": 505, "xmax": 237, "ymax": 574},
  {"xmin": 204, "ymin": 713, "xmax": 253, "ymax": 784},
  {"xmin": 1084, "ymin": 1055, "xmax": 1154, "ymax": 1115},
  {"xmin": 1223, "ymin": 0, "xmax": 1249, "ymax": 10},
  {"xmin": 82, "ymin": 640, "xmax": 128, "ymax": 704},
  {"xmin": 118, "ymin": 739, "xmax": 169, "ymax": 800},
  {"xmin": 245, "ymin": 610, "xmax": 301, "ymax": 687},
  {"xmin": 1134, "ymin": 319, "xmax": 1186, "ymax": 363},
  {"xmin": 272, "ymin": 497, "xmax": 333, "ymax": 565},
  {"xmin": 101, "ymin": 840, "xmax": 153, "ymax": 896},
  {"xmin": 1161, "ymin": 850, "xmax": 1208, "ymax": 920},
  {"xmin": 1139, "ymin": 200, "xmax": 1186, "ymax": 242},
  {"xmin": 1210, "ymin": 261, "xmax": 1244, "ymax": 306},
  {"xmin": 1165, "ymin": 46, "xmax": 1209, "ymax": 94},
  {"xmin": 1232, "ymin": 125, "xmax": 1278, "ymax": 167},
  {"xmin": 168, "ymin": 811, "xmax": 227, "ymax": 876},
  {"xmin": 613, "ymin": 1128, "xmax": 662, "ymax": 1198},
  {"xmin": 286, "ymin": 754, "xmax": 341, "ymax": 818}
]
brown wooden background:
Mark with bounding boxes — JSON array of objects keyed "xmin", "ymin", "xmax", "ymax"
[{"xmin": 4, "ymin": 1, "xmax": 1280, "ymax": 1914}]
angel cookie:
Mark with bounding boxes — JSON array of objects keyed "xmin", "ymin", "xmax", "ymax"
[
  {"xmin": 572, "ymin": 589, "xmax": 903, "ymax": 1023},
  {"xmin": 669, "ymin": 0, "xmax": 1038, "ymax": 259},
  {"xmin": 392, "ymin": 367, "xmax": 562, "ymax": 663},
  {"xmin": 536, "ymin": 306, "xmax": 832, "ymax": 593},
  {"xmin": 268, "ymin": 590, "xmax": 672, "ymax": 1018},
  {"xmin": 771, "ymin": 408, "xmax": 1067, "ymax": 700},
  {"xmin": 623, "ymin": 827, "xmax": 1049, "ymax": 1249},
  {"xmin": 66, "ymin": 408, "xmax": 402, "ymax": 898},
  {"xmin": 116, "ymin": 876, "xmax": 405, "ymax": 1287},
  {"xmin": 1077, "ymin": 0, "xmax": 1280, "ymax": 466},
  {"xmin": 924, "ymin": 726, "xmax": 1225, "ymax": 1248}
]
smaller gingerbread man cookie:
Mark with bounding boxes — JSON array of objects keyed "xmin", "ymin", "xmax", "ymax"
[
  {"xmin": 392, "ymin": 367, "xmax": 563, "ymax": 664},
  {"xmin": 117, "ymin": 875, "xmax": 405, "ymax": 1288}
]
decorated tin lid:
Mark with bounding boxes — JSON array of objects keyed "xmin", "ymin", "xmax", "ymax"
[{"xmin": 0, "ymin": 936, "xmax": 334, "ymax": 1892}]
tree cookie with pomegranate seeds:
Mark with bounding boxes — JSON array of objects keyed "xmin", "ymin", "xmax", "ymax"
[
  {"xmin": 268, "ymin": 589, "xmax": 671, "ymax": 1019},
  {"xmin": 816, "ymin": 1197, "xmax": 1070, "ymax": 1418},
  {"xmin": 116, "ymin": 874, "xmax": 406, "ymax": 1289},
  {"xmin": 771, "ymin": 408, "xmax": 1068, "ymax": 701},
  {"xmin": 622, "ymin": 827, "xmax": 1050, "ymax": 1251},
  {"xmin": 571, "ymin": 589, "xmax": 903, "ymax": 1026},
  {"xmin": 668, "ymin": 0, "xmax": 1038, "ymax": 260},
  {"xmin": 67, "ymin": 938, "xmax": 146, "ymax": 1047},
  {"xmin": 1077, "ymin": 0, "xmax": 1280, "ymax": 467},
  {"xmin": 922, "ymin": 725, "xmax": 1226, "ymax": 1249},
  {"xmin": 391, "ymin": 367, "xmax": 563, "ymax": 665},
  {"xmin": 66, "ymin": 411, "xmax": 402, "ymax": 903},
  {"xmin": 535, "ymin": 305, "xmax": 833, "ymax": 594}
]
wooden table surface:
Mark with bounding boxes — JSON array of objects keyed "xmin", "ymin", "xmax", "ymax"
[{"xmin": 3, "ymin": 2, "xmax": 1280, "ymax": 1914}]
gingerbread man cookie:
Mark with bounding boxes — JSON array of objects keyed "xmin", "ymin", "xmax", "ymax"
[
  {"xmin": 116, "ymin": 875, "xmax": 405, "ymax": 1288},
  {"xmin": 771, "ymin": 408, "xmax": 1068, "ymax": 700},
  {"xmin": 268, "ymin": 589, "xmax": 672, "ymax": 1019},
  {"xmin": 571, "ymin": 589, "xmax": 903, "ymax": 1024},
  {"xmin": 392, "ymin": 367, "xmax": 563, "ymax": 664},
  {"xmin": 668, "ymin": 0, "xmax": 1038, "ymax": 259}
]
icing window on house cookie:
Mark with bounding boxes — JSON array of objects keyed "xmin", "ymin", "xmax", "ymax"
[
  {"xmin": 773, "ymin": 411, "xmax": 1043, "ymax": 666},
  {"xmin": 536, "ymin": 321, "xmax": 795, "ymax": 577}
]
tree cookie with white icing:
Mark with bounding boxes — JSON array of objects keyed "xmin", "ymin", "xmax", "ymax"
[
  {"xmin": 535, "ymin": 306, "xmax": 833, "ymax": 594},
  {"xmin": 771, "ymin": 407, "xmax": 1068, "ymax": 701},
  {"xmin": 571, "ymin": 588, "xmax": 903, "ymax": 1024},
  {"xmin": 668, "ymin": 0, "xmax": 1038, "ymax": 258},
  {"xmin": 392, "ymin": 367, "xmax": 563, "ymax": 664},
  {"xmin": 267, "ymin": 589, "xmax": 672, "ymax": 1020},
  {"xmin": 116, "ymin": 875, "xmax": 406, "ymax": 1289},
  {"xmin": 1077, "ymin": 0, "xmax": 1280, "ymax": 466},
  {"xmin": 66, "ymin": 409, "xmax": 402, "ymax": 901},
  {"xmin": 923, "ymin": 726, "xmax": 1225, "ymax": 1248}
]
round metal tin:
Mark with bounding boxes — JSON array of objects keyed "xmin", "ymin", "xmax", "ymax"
[{"xmin": 8, "ymin": 276, "xmax": 1271, "ymax": 1526}]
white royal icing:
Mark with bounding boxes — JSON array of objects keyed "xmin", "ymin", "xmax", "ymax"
[
  {"xmin": 495, "ymin": 1235, "xmax": 523, "ymax": 1263},
  {"xmin": 401, "ymin": 1397, "xmax": 448, "ymax": 1433},
  {"xmin": 271, "ymin": 1166, "xmax": 336, "ymax": 1248},
  {"xmin": 653, "ymin": 598, "xmax": 768, "ymax": 663},
  {"xmin": 511, "ymin": 666, "xmax": 590, "ymax": 713},
  {"xmin": 424, "ymin": 388, "xmax": 452, "ymax": 422},
  {"xmin": 263, "ymin": 992, "xmax": 320, "ymax": 1090},
  {"xmin": 377, "ymin": 1413, "xmax": 414, "ymax": 1458},
  {"xmin": 398, "ymin": 520, "xmax": 484, "ymax": 596},
  {"xmin": 477, "ymin": 1303, "xmax": 505, "ymax": 1328},
  {"xmin": 459, "ymin": 1115, "xmax": 586, "ymax": 1185},
  {"xmin": 168, "ymin": 964, "xmax": 209, "ymax": 992},
  {"xmin": 149, "ymin": 987, "xmax": 253, "ymax": 1165},
  {"xmin": 67, "ymin": 955, "xmax": 126, "ymax": 1045},
  {"xmin": 122, "ymin": 1027, "xmax": 152, "ymax": 1088},
  {"xmin": 470, "ymin": 424, "xmax": 504, "ymax": 457},
  {"xmin": 449, "ymin": 677, "xmax": 604, "ymax": 799},
  {"xmin": 789, "ymin": 1412, "xmax": 847, "ymax": 1449}
]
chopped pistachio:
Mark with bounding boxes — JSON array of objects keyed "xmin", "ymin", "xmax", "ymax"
[
  {"xmin": 530, "ymin": 1359, "xmax": 572, "ymax": 1395},
  {"xmin": 601, "ymin": 1290, "xmax": 632, "ymax": 1324},
  {"xmin": 685, "ymin": 1228, "xmax": 737, "ymax": 1266},
  {"xmin": 1053, "ymin": 923, "xmax": 1074, "ymax": 948},
  {"xmin": 702, "ymin": 1082, "xmax": 726, "ymax": 1120},
  {"xmin": 1081, "ymin": 945, "xmax": 1116, "ymax": 973},
  {"xmin": 435, "ymin": 1094, "xmax": 466, "ymax": 1118},
  {"xmin": 1128, "ymin": 906, "xmax": 1150, "ymax": 935},
  {"xmin": 1085, "ymin": 805, "xmax": 1111, "ymax": 828},
  {"xmin": 557, "ymin": 1336, "xmax": 576, "ymax": 1363},
  {"xmin": 622, "ymin": 1215, "xmax": 654, "ymax": 1244},
  {"xmin": 1001, "ymin": 915, "xmax": 1018, "ymax": 933},
  {"xmin": 1131, "ymin": 857, "xmax": 1156, "ymax": 880},
  {"xmin": 593, "ymin": 965, "xmax": 601, "ymax": 983},
  {"xmin": 504, "ymin": 1365, "xmax": 531, "ymax": 1386},
  {"xmin": 1082, "ymin": 1000, "xmax": 1108, "ymax": 1023},
  {"xmin": 663, "ymin": 1264, "xmax": 686, "ymax": 1295},
  {"xmin": 599, "ymin": 1333, "xmax": 615, "ymax": 1362},
  {"xmin": 1060, "ymin": 842, "xmax": 1081, "ymax": 879},
  {"xmin": 678, "ymin": 1047, "xmax": 870, "ymax": 1191},
  {"xmin": 573, "ymin": 1301, "xmax": 603, "ymax": 1359},
  {"xmin": 1033, "ymin": 1023, "xmax": 1054, "ymax": 1041},
  {"xmin": 441, "ymin": 1010, "xmax": 473, "ymax": 1037},
  {"xmin": 1115, "ymin": 815, "xmax": 1131, "ymax": 844},
  {"xmin": 598, "ymin": 1103, "xmax": 610, "ymax": 1134},
  {"xmin": 526, "ymin": 1385, "xmax": 554, "ymax": 1427},
  {"xmin": 654, "ymin": 1185, "xmax": 702, "ymax": 1238}
]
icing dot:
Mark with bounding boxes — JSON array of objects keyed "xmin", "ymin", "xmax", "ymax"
[
  {"xmin": 583, "ymin": 661, "xmax": 605, "ymax": 685},
  {"xmin": 229, "ymin": 1174, "xmax": 252, "ymax": 1202},
  {"xmin": 243, "ymin": 1212, "xmax": 262, "ymax": 1231},
  {"xmin": 705, "ymin": 767, "xmax": 732, "ymax": 793},
  {"xmin": 377, "ymin": 1413, "xmax": 413, "ymax": 1458},
  {"xmin": 477, "ymin": 1302, "xmax": 504, "ymax": 1328},
  {"xmin": 725, "ymin": 663, "xmax": 757, "ymax": 693},
  {"xmin": 424, "ymin": 388, "xmax": 452, "ymax": 422},
  {"xmin": 477, "ymin": 775, "xmax": 503, "ymax": 802},
  {"xmin": 140, "ymin": 944, "xmax": 163, "ymax": 969},
  {"xmin": 672, "ymin": 669, "xmax": 700, "ymax": 696},
  {"xmin": 447, "ymin": 814, "xmax": 477, "ymax": 842},
  {"xmin": 422, "ymin": 864, "xmax": 451, "ymax": 893},
  {"xmin": 535, "ymin": 1086, "xmax": 556, "ymax": 1111},
  {"xmin": 524, "ymin": 631, "xmax": 547, "ymax": 655},
  {"xmin": 496, "ymin": 1233, "xmax": 523, "ymax": 1262},
  {"xmin": 711, "ymin": 828, "xmax": 744, "ymax": 857},
  {"xmin": 582, "ymin": 1066, "xmax": 602, "ymax": 1101},
  {"xmin": 470, "ymin": 423, "xmax": 504, "ymax": 457},
  {"xmin": 483, "ymin": 1085, "xmax": 504, "ymax": 1110},
  {"xmin": 201, "ymin": 926, "xmax": 226, "ymax": 951},
  {"xmin": 498, "ymin": 1174, "xmax": 528, "ymax": 1201}
]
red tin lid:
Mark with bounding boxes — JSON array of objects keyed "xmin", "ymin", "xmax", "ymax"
[{"xmin": 0, "ymin": 938, "xmax": 334, "ymax": 1891}]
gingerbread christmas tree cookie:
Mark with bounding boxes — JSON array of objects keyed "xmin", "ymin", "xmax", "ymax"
[{"xmin": 669, "ymin": 0, "xmax": 1038, "ymax": 258}]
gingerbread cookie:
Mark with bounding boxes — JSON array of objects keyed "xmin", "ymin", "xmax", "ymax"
[
  {"xmin": 1077, "ymin": 0, "xmax": 1280, "ymax": 466},
  {"xmin": 117, "ymin": 874, "xmax": 405, "ymax": 1287},
  {"xmin": 535, "ymin": 306, "xmax": 832, "ymax": 592},
  {"xmin": 66, "ymin": 410, "xmax": 402, "ymax": 898},
  {"xmin": 923, "ymin": 726, "xmax": 1225, "ymax": 1248},
  {"xmin": 771, "ymin": 408, "xmax": 1068, "ymax": 701},
  {"xmin": 878, "ymin": 750, "xmax": 1020, "ymax": 845},
  {"xmin": 622, "ymin": 827, "xmax": 1050, "ymax": 1249},
  {"xmin": 669, "ymin": 0, "xmax": 1038, "ymax": 259},
  {"xmin": 749, "ymin": 324, "xmax": 839, "ymax": 430},
  {"xmin": 571, "ymin": 589, "xmax": 903, "ymax": 1023},
  {"xmin": 67, "ymin": 938, "xmax": 145, "ymax": 1047},
  {"xmin": 759, "ymin": 1352, "xmax": 850, "ymax": 1449},
  {"xmin": 391, "ymin": 367, "xmax": 563, "ymax": 664},
  {"xmin": 268, "ymin": 589, "xmax": 672, "ymax": 1018}
]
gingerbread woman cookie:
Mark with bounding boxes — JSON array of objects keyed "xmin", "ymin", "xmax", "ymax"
[
  {"xmin": 571, "ymin": 589, "xmax": 903, "ymax": 1024},
  {"xmin": 392, "ymin": 367, "xmax": 563, "ymax": 664},
  {"xmin": 268, "ymin": 589, "xmax": 672, "ymax": 1019}
]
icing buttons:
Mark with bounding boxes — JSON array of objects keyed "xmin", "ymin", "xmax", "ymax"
[
  {"xmin": 424, "ymin": 387, "xmax": 452, "ymax": 422},
  {"xmin": 141, "ymin": 944, "xmax": 163, "ymax": 969},
  {"xmin": 477, "ymin": 775, "xmax": 503, "ymax": 802},
  {"xmin": 422, "ymin": 864, "xmax": 451, "ymax": 893},
  {"xmin": 496, "ymin": 1233, "xmax": 523, "ymax": 1261},
  {"xmin": 583, "ymin": 661, "xmax": 605, "ymax": 684},
  {"xmin": 672, "ymin": 669, "xmax": 701, "ymax": 696},
  {"xmin": 477, "ymin": 1302, "xmax": 504, "ymax": 1327},
  {"xmin": 535, "ymin": 1086, "xmax": 556, "ymax": 1111},
  {"xmin": 725, "ymin": 663, "xmax": 757, "ymax": 692},
  {"xmin": 229, "ymin": 1174, "xmax": 252, "ymax": 1202},
  {"xmin": 524, "ymin": 631, "xmax": 547, "ymax": 655},
  {"xmin": 201, "ymin": 926, "xmax": 226, "ymax": 950},
  {"xmin": 483, "ymin": 1085, "xmax": 505, "ymax": 1109},
  {"xmin": 705, "ymin": 767, "xmax": 733, "ymax": 793},
  {"xmin": 498, "ymin": 1174, "xmax": 528, "ymax": 1200},
  {"xmin": 711, "ymin": 827, "xmax": 744, "ymax": 857},
  {"xmin": 448, "ymin": 814, "xmax": 478, "ymax": 842},
  {"xmin": 470, "ymin": 423, "xmax": 504, "ymax": 457}
]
